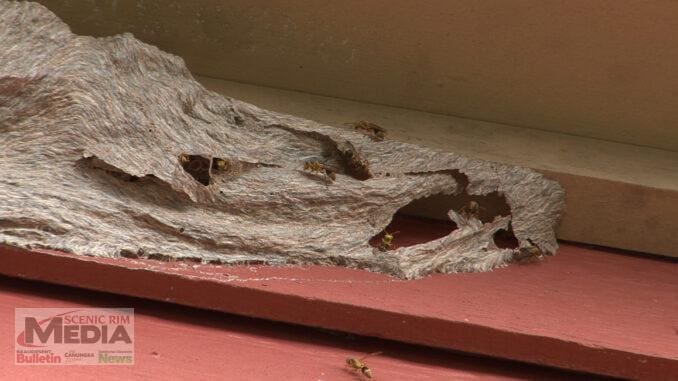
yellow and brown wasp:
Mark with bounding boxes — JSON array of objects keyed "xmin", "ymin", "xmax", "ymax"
[
  {"xmin": 459, "ymin": 200, "xmax": 486, "ymax": 220},
  {"xmin": 346, "ymin": 351, "xmax": 382, "ymax": 379},
  {"xmin": 378, "ymin": 231, "xmax": 399, "ymax": 252},
  {"xmin": 303, "ymin": 160, "xmax": 337, "ymax": 184},
  {"xmin": 350, "ymin": 120, "xmax": 387, "ymax": 142}
]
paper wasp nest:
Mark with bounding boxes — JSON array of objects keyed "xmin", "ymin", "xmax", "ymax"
[{"xmin": 0, "ymin": 2, "xmax": 564, "ymax": 279}]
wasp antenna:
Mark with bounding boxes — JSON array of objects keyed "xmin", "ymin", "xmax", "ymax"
[{"xmin": 360, "ymin": 351, "xmax": 383, "ymax": 360}]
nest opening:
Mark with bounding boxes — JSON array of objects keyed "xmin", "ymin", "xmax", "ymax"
[
  {"xmin": 493, "ymin": 228, "xmax": 519, "ymax": 249},
  {"xmin": 369, "ymin": 191, "xmax": 513, "ymax": 251},
  {"xmin": 369, "ymin": 213, "xmax": 456, "ymax": 250},
  {"xmin": 179, "ymin": 154, "xmax": 212, "ymax": 186},
  {"xmin": 398, "ymin": 190, "xmax": 511, "ymax": 223}
]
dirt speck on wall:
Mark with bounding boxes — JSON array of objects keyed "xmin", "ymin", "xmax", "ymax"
[{"xmin": 0, "ymin": 1, "xmax": 564, "ymax": 279}]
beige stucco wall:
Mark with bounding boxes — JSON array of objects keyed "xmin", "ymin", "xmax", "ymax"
[{"xmin": 39, "ymin": 0, "xmax": 678, "ymax": 151}]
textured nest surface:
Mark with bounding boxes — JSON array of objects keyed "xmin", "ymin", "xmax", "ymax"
[{"xmin": 0, "ymin": 1, "xmax": 564, "ymax": 279}]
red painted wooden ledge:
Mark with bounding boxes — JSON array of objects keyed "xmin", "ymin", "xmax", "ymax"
[
  {"xmin": 1, "ymin": 216, "xmax": 676, "ymax": 380},
  {"xmin": 1, "ymin": 275, "xmax": 608, "ymax": 381}
]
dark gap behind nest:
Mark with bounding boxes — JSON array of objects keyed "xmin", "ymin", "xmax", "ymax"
[
  {"xmin": 398, "ymin": 191, "xmax": 511, "ymax": 224},
  {"xmin": 180, "ymin": 154, "xmax": 212, "ymax": 186},
  {"xmin": 370, "ymin": 190, "xmax": 516, "ymax": 250},
  {"xmin": 369, "ymin": 214, "xmax": 456, "ymax": 250}
]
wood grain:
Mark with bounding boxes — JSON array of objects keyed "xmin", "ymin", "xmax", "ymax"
[{"xmin": 0, "ymin": 276, "xmax": 606, "ymax": 381}]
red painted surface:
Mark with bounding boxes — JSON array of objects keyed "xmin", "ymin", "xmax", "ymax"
[
  {"xmin": 368, "ymin": 215, "xmax": 457, "ymax": 249},
  {"xmin": 1, "ymin": 216, "xmax": 677, "ymax": 380},
  {"xmin": 0, "ymin": 276, "xmax": 604, "ymax": 381}
]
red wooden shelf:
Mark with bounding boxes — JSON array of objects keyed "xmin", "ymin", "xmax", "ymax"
[
  {"xmin": 1, "ymin": 216, "xmax": 676, "ymax": 380},
  {"xmin": 1, "ymin": 276, "xmax": 607, "ymax": 380}
]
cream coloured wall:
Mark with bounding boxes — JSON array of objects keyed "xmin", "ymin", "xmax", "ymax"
[{"xmin": 41, "ymin": 0, "xmax": 678, "ymax": 150}]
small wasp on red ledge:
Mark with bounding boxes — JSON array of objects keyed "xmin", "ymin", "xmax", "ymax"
[{"xmin": 346, "ymin": 351, "xmax": 382, "ymax": 379}]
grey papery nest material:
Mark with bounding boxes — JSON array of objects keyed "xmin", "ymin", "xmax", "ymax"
[{"xmin": 0, "ymin": 1, "xmax": 564, "ymax": 279}]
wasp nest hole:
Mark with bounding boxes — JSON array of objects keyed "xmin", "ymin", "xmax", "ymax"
[{"xmin": 371, "ymin": 191, "xmax": 512, "ymax": 250}]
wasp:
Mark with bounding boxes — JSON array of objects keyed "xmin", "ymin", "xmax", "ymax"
[
  {"xmin": 303, "ymin": 161, "xmax": 337, "ymax": 183},
  {"xmin": 378, "ymin": 231, "xmax": 399, "ymax": 251},
  {"xmin": 350, "ymin": 120, "xmax": 387, "ymax": 142},
  {"xmin": 179, "ymin": 153, "xmax": 190, "ymax": 165},
  {"xmin": 459, "ymin": 201, "xmax": 486, "ymax": 220},
  {"xmin": 212, "ymin": 158, "xmax": 231, "ymax": 171},
  {"xmin": 346, "ymin": 351, "xmax": 382, "ymax": 379},
  {"xmin": 515, "ymin": 239, "xmax": 544, "ymax": 262}
]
